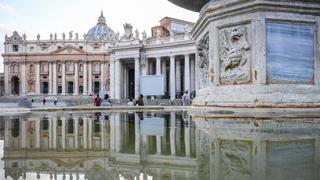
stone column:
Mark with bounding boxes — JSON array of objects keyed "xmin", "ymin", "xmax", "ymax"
[
  {"xmin": 184, "ymin": 54, "xmax": 190, "ymax": 95},
  {"xmin": 61, "ymin": 62, "xmax": 66, "ymax": 95},
  {"xmin": 100, "ymin": 62, "xmax": 106, "ymax": 91},
  {"xmin": 36, "ymin": 62, "xmax": 41, "ymax": 94},
  {"xmin": 184, "ymin": 116, "xmax": 191, "ymax": 157},
  {"xmin": 101, "ymin": 118, "xmax": 105, "ymax": 149},
  {"xmin": 48, "ymin": 62, "xmax": 52, "ymax": 94},
  {"xmin": 170, "ymin": 112, "xmax": 176, "ymax": 155},
  {"xmin": 83, "ymin": 117, "xmax": 88, "ymax": 149},
  {"xmin": 83, "ymin": 62, "xmax": 88, "ymax": 95},
  {"xmin": 190, "ymin": 56, "xmax": 195, "ymax": 93},
  {"xmin": 88, "ymin": 117, "xmax": 92, "ymax": 149},
  {"xmin": 135, "ymin": 113, "xmax": 140, "ymax": 154},
  {"xmin": 115, "ymin": 59, "xmax": 121, "ymax": 99},
  {"xmin": 110, "ymin": 58, "xmax": 115, "ymax": 98},
  {"xmin": 156, "ymin": 135, "xmax": 161, "ymax": 155},
  {"xmin": 74, "ymin": 117, "xmax": 79, "ymax": 149},
  {"xmin": 134, "ymin": 57, "xmax": 140, "ymax": 99},
  {"xmin": 48, "ymin": 118, "xmax": 52, "ymax": 149},
  {"xmin": 156, "ymin": 57, "xmax": 161, "ymax": 75},
  {"xmin": 115, "ymin": 114, "xmax": 121, "ymax": 153},
  {"xmin": 36, "ymin": 120, "xmax": 40, "ymax": 149},
  {"xmin": 52, "ymin": 62, "xmax": 57, "ymax": 95},
  {"xmin": 21, "ymin": 120, "xmax": 26, "ymax": 149},
  {"xmin": 88, "ymin": 62, "xmax": 93, "ymax": 95},
  {"xmin": 162, "ymin": 60, "xmax": 167, "ymax": 92},
  {"xmin": 53, "ymin": 117, "xmax": 57, "ymax": 149},
  {"xmin": 176, "ymin": 59, "xmax": 181, "ymax": 94},
  {"xmin": 20, "ymin": 63, "xmax": 27, "ymax": 95},
  {"xmin": 74, "ymin": 62, "xmax": 79, "ymax": 95},
  {"xmin": 4, "ymin": 121, "xmax": 9, "ymax": 148},
  {"xmin": 110, "ymin": 115, "xmax": 116, "ymax": 152},
  {"xmin": 61, "ymin": 117, "xmax": 66, "ymax": 150},
  {"xmin": 143, "ymin": 58, "xmax": 148, "ymax": 75},
  {"xmin": 4, "ymin": 63, "xmax": 9, "ymax": 95},
  {"xmin": 170, "ymin": 56, "xmax": 176, "ymax": 100}
]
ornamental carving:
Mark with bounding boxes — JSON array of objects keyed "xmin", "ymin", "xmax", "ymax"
[
  {"xmin": 219, "ymin": 26, "xmax": 251, "ymax": 84},
  {"xmin": 121, "ymin": 23, "xmax": 134, "ymax": 40},
  {"xmin": 5, "ymin": 31, "xmax": 23, "ymax": 44},
  {"xmin": 197, "ymin": 32, "xmax": 209, "ymax": 89}
]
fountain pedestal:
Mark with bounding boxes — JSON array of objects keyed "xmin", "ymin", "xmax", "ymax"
[{"xmin": 171, "ymin": 0, "xmax": 320, "ymax": 109}]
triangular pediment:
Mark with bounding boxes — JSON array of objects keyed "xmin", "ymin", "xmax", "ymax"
[{"xmin": 50, "ymin": 45, "xmax": 87, "ymax": 54}]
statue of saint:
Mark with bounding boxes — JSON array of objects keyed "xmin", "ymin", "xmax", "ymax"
[
  {"xmin": 37, "ymin": 34, "xmax": 40, "ymax": 40},
  {"xmin": 142, "ymin": 31, "xmax": 147, "ymax": 41},
  {"xmin": 62, "ymin": 33, "xmax": 65, "ymax": 40},
  {"xmin": 69, "ymin": 31, "xmax": 73, "ymax": 40},
  {"xmin": 54, "ymin": 33, "xmax": 57, "ymax": 40},
  {"xmin": 23, "ymin": 33, "xmax": 27, "ymax": 41},
  {"xmin": 135, "ymin": 29, "xmax": 139, "ymax": 39},
  {"xmin": 50, "ymin": 33, "xmax": 53, "ymax": 40},
  {"xmin": 75, "ymin": 33, "xmax": 79, "ymax": 40}
]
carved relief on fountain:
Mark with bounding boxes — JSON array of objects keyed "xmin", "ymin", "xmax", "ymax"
[
  {"xmin": 219, "ymin": 25, "xmax": 251, "ymax": 85},
  {"xmin": 197, "ymin": 32, "xmax": 210, "ymax": 89}
]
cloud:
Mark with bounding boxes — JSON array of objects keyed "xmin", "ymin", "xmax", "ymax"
[{"xmin": 0, "ymin": 1, "xmax": 16, "ymax": 15}]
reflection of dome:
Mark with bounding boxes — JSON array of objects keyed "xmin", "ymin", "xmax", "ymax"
[{"xmin": 86, "ymin": 11, "xmax": 115, "ymax": 41}]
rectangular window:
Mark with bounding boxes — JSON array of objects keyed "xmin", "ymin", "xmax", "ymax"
[
  {"xmin": 267, "ymin": 22, "xmax": 314, "ymax": 83},
  {"xmin": 13, "ymin": 45, "xmax": 19, "ymax": 52}
]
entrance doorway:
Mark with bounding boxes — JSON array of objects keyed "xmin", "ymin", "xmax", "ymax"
[
  {"xmin": 128, "ymin": 69, "xmax": 135, "ymax": 99},
  {"xmin": 94, "ymin": 82, "xmax": 100, "ymax": 94},
  {"xmin": 68, "ymin": 82, "xmax": 74, "ymax": 94},
  {"xmin": 58, "ymin": 86, "xmax": 62, "ymax": 94},
  {"xmin": 41, "ymin": 82, "xmax": 48, "ymax": 94},
  {"xmin": 11, "ymin": 76, "xmax": 19, "ymax": 95}
]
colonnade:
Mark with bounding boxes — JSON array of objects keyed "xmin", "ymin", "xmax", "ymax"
[
  {"xmin": 110, "ymin": 54, "xmax": 196, "ymax": 99},
  {"xmin": 4, "ymin": 116, "xmax": 107, "ymax": 151},
  {"xmin": 4, "ymin": 60, "xmax": 109, "ymax": 96}
]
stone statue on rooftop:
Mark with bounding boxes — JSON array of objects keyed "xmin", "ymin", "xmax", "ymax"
[
  {"xmin": 69, "ymin": 31, "xmax": 73, "ymax": 40},
  {"xmin": 121, "ymin": 23, "xmax": 134, "ymax": 40},
  {"xmin": 142, "ymin": 31, "xmax": 147, "ymax": 41},
  {"xmin": 135, "ymin": 29, "xmax": 139, "ymax": 39},
  {"xmin": 75, "ymin": 33, "xmax": 79, "ymax": 40},
  {"xmin": 23, "ymin": 33, "xmax": 27, "ymax": 41},
  {"xmin": 37, "ymin": 34, "xmax": 40, "ymax": 40},
  {"xmin": 62, "ymin": 33, "xmax": 65, "ymax": 40},
  {"xmin": 50, "ymin": 33, "xmax": 53, "ymax": 40},
  {"xmin": 54, "ymin": 33, "xmax": 57, "ymax": 40}
]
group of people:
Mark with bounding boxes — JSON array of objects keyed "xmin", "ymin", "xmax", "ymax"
[
  {"xmin": 94, "ymin": 91, "xmax": 191, "ymax": 107},
  {"xmin": 93, "ymin": 94, "xmax": 145, "ymax": 107},
  {"xmin": 32, "ymin": 97, "xmax": 58, "ymax": 106}
]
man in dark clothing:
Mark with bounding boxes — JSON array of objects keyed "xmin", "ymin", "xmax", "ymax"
[
  {"xmin": 94, "ymin": 95, "xmax": 102, "ymax": 107},
  {"xmin": 135, "ymin": 94, "xmax": 144, "ymax": 106}
]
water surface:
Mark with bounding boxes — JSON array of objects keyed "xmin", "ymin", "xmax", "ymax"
[{"xmin": 0, "ymin": 111, "xmax": 319, "ymax": 180}]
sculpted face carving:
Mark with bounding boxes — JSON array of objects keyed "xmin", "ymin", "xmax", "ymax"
[
  {"xmin": 219, "ymin": 26, "xmax": 251, "ymax": 84},
  {"xmin": 197, "ymin": 32, "xmax": 209, "ymax": 89}
]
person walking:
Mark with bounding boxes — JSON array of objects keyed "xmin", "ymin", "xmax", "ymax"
[
  {"xmin": 94, "ymin": 94, "xmax": 102, "ymax": 107},
  {"xmin": 182, "ymin": 91, "xmax": 190, "ymax": 106},
  {"xmin": 53, "ymin": 97, "xmax": 58, "ymax": 106},
  {"xmin": 42, "ymin": 97, "xmax": 46, "ymax": 106}
]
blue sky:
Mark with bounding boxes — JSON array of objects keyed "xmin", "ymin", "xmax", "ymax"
[{"xmin": 0, "ymin": 0, "xmax": 198, "ymax": 72}]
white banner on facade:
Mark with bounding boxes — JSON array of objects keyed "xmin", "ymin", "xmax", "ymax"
[{"xmin": 140, "ymin": 75, "xmax": 165, "ymax": 96}]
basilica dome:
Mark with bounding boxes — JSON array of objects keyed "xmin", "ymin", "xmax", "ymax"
[{"xmin": 86, "ymin": 11, "xmax": 115, "ymax": 41}]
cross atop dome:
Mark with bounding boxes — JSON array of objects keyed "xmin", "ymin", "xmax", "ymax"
[{"xmin": 98, "ymin": 10, "xmax": 106, "ymax": 24}]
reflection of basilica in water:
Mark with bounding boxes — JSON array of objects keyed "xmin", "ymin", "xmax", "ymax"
[{"xmin": 0, "ymin": 112, "xmax": 320, "ymax": 180}]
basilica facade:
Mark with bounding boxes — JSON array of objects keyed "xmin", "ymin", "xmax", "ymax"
[{"xmin": 2, "ymin": 12, "xmax": 196, "ymax": 99}]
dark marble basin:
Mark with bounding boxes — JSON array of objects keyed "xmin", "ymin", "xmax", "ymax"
[{"xmin": 168, "ymin": 0, "xmax": 210, "ymax": 12}]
